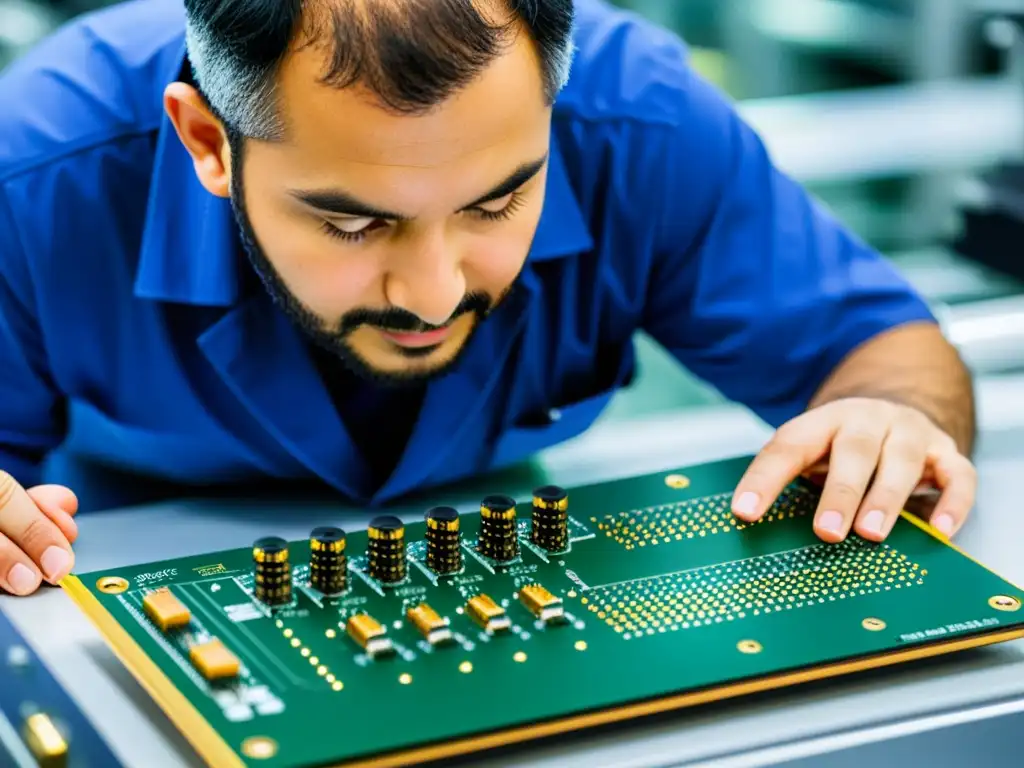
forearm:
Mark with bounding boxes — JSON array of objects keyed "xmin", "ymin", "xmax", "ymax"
[{"xmin": 808, "ymin": 321, "xmax": 976, "ymax": 456}]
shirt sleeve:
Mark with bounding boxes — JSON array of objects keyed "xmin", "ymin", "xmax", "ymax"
[
  {"xmin": 640, "ymin": 70, "xmax": 937, "ymax": 428},
  {"xmin": 0, "ymin": 191, "xmax": 66, "ymax": 487}
]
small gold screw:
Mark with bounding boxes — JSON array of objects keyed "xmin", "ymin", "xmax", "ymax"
[
  {"xmin": 990, "ymin": 595, "xmax": 1022, "ymax": 612},
  {"xmin": 665, "ymin": 474, "xmax": 691, "ymax": 489},
  {"xmin": 241, "ymin": 737, "xmax": 277, "ymax": 759},
  {"xmin": 862, "ymin": 618, "xmax": 886, "ymax": 631},
  {"xmin": 96, "ymin": 576, "xmax": 129, "ymax": 594},
  {"xmin": 737, "ymin": 639, "xmax": 762, "ymax": 654}
]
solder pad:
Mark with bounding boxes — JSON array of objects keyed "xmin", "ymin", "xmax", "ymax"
[{"xmin": 61, "ymin": 455, "xmax": 1024, "ymax": 768}]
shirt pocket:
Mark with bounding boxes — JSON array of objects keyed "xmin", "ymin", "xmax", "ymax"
[{"xmin": 489, "ymin": 344, "xmax": 636, "ymax": 468}]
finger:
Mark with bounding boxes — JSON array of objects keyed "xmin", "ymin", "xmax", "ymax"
[
  {"xmin": 0, "ymin": 530, "xmax": 42, "ymax": 596},
  {"xmin": 813, "ymin": 422, "xmax": 888, "ymax": 543},
  {"xmin": 27, "ymin": 486, "xmax": 79, "ymax": 543},
  {"xmin": 852, "ymin": 430, "xmax": 928, "ymax": 542},
  {"xmin": 0, "ymin": 472, "xmax": 74, "ymax": 585},
  {"xmin": 923, "ymin": 452, "xmax": 977, "ymax": 538},
  {"xmin": 27, "ymin": 485, "xmax": 78, "ymax": 516},
  {"xmin": 732, "ymin": 412, "xmax": 839, "ymax": 522}
]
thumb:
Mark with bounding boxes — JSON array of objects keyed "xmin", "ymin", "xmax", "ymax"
[{"xmin": 27, "ymin": 485, "xmax": 79, "ymax": 544}]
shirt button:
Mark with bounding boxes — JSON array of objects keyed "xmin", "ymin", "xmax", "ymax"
[{"xmin": 548, "ymin": 408, "xmax": 562, "ymax": 423}]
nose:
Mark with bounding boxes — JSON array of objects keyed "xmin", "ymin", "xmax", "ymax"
[{"xmin": 384, "ymin": 230, "xmax": 466, "ymax": 326}]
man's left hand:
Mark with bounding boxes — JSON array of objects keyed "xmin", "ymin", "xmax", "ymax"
[{"xmin": 730, "ymin": 397, "xmax": 976, "ymax": 543}]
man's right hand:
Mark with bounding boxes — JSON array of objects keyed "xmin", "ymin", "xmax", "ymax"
[{"xmin": 0, "ymin": 472, "xmax": 78, "ymax": 596}]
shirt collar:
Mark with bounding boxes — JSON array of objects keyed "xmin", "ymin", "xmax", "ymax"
[{"xmin": 133, "ymin": 49, "xmax": 595, "ymax": 306}]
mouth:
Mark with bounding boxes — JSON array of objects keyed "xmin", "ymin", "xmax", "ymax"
[{"xmin": 376, "ymin": 325, "xmax": 453, "ymax": 349}]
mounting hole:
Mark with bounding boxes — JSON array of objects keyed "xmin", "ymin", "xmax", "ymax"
[
  {"xmin": 665, "ymin": 474, "xmax": 691, "ymax": 490},
  {"xmin": 241, "ymin": 737, "xmax": 278, "ymax": 759},
  {"xmin": 96, "ymin": 577, "xmax": 129, "ymax": 594},
  {"xmin": 862, "ymin": 618, "xmax": 887, "ymax": 631},
  {"xmin": 737, "ymin": 639, "xmax": 762, "ymax": 654},
  {"xmin": 989, "ymin": 595, "xmax": 1022, "ymax": 612}
]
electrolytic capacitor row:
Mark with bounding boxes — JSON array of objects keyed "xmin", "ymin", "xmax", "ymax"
[{"xmin": 251, "ymin": 485, "xmax": 570, "ymax": 606}]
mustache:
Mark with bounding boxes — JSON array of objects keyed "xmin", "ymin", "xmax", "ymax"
[{"xmin": 336, "ymin": 291, "xmax": 493, "ymax": 335}]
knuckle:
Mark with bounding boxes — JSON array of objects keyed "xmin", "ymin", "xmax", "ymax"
[
  {"xmin": 0, "ymin": 470, "xmax": 17, "ymax": 508},
  {"xmin": 836, "ymin": 427, "xmax": 882, "ymax": 454},
  {"xmin": 825, "ymin": 478, "xmax": 864, "ymax": 503},
  {"xmin": 15, "ymin": 515, "xmax": 59, "ymax": 555},
  {"xmin": 887, "ymin": 434, "xmax": 927, "ymax": 464}
]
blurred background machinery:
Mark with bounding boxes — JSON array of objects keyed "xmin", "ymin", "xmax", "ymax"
[{"xmin": 2, "ymin": 0, "xmax": 1023, "ymax": 416}]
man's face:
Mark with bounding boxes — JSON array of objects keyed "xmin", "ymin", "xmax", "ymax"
[{"xmin": 227, "ymin": 29, "xmax": 551, "ymax": 385}]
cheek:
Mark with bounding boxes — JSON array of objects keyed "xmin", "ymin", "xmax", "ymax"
[
  {"xmin": 463, "ymin": 210, "xmax": 540, "ymax": 294},
  {"xmin": 246, "ymin": 200, "xmax": 381, "ymax": 315}
]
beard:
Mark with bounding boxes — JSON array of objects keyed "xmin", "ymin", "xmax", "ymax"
[{"xmin": 226, "ymin": 146, "xmax": 505, "ymax": 388}]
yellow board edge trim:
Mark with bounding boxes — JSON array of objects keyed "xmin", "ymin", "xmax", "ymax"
[
  {"xmin": 59, "ymin": 574, "xmax": 246, "ymax": 768},
  {"xmin": 897, "ymin": 511, "xmax": 1024, "ymax": 592},
  {"xmin": 63, "ymin": 570, "xmax": 1024, "ymax": 768}
]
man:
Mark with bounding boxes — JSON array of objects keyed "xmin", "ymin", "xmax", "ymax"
[{"xmin": 0, "ymin": 0, "xmax": 976, "ymax": 598}]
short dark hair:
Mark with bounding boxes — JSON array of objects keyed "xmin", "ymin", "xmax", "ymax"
[{"xmin": 183, "ymin": 0, "xmax": 576, "ymax": 141}]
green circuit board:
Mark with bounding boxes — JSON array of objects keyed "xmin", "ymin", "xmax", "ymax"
[{"xmin": 62, "ymin": 455, "xmax": 1024, "ymax": 768}]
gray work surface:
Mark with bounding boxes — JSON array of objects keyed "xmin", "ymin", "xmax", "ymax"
[{"xmin": 3, "ymin": 373, "xmax": 1024, "ymax": 768}]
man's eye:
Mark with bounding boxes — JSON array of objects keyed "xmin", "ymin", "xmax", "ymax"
[
  {"xmin": 330, "ymin": 217, "xmax": 375, "ymax": 234},
  {"xmin": 475, "ymin": 193, "xmax": 515, "ymax": 215}
]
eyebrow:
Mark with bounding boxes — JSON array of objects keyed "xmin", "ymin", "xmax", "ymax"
[{"xmin": 289, "ymin": 154, "xmax": 549, "ymax": 221}]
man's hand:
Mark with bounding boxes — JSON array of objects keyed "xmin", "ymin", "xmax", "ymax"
[
  {"xmin": 0, "ymin": 472, "xmax": 78, "ymax": 596},
  {"xmin": 730, "ymin": 398, "xmax": 976, "ymax": 543}
]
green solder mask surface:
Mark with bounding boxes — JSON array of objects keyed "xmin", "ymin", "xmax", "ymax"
[{"xmin": 63, "ymin": 456, "xmax": 1024, "ymax": 768}]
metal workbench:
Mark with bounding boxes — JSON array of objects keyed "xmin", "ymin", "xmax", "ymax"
[{"xmin": 2, "ymin": 372, "xmax": 1024, "ymax": 768}]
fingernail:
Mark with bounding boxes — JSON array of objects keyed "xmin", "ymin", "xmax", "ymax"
[
  {"xmin": 40, "ymin": 547, "xmax": 71, "ymax": 582},
  {"xmin": 817, "ymin": 510, "xmax": 843, "ymax": 534},
  {"xmin": 7, "ymin": 563, "xmax": 39, "ymax": 595},
  {"xmin": 733, "ymin": 492, "xmax": 759, "ymax": 517},
  {"xmin": 932, "ymin": 513, "xmax": 954, "ymax": 536},
  {"xmin": 861, "ymin": 509, "xmax": 886, "ymax": 535}
]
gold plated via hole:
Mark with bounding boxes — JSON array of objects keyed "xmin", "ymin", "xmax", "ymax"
[
  {"xmin": 241, "ymin": 736, "xmax": 278, "ymax": 759},
  {"xmin": 96, "ymin": 576, "xmax": 130, "ymax": 594},
  {"xmin": 737, "ymin": 639, "xmax": 762, "ymax": 654},
  {"xmin": 664, "ymin": 474, "xmax": 690, "ymax": 490},
  {"xmin": 862, "ymin": 618, "xmax": 887, "ymax": 631},
  {"xmin": 989, "ymin": 595, "xmax": 1022, "ymax": 612}
]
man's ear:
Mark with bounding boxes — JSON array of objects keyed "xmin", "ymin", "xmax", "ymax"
[{"xmin": 163, "ymin": 83, "xmax": 233, "ymax": 199}]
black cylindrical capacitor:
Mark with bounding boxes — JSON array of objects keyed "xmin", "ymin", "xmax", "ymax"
[
  {"xmin": 309, "ymin": 526, "xmax": 347, "ymax": 595},
  {"xmin": 531, "ymin": 485, "xmax": 569, "ymax": 552},
  {"xmin": 478, "ymin": 494, "xmax": 519, "ymax": 562},
  {"xmin": 367, "ymin": 515, "xmax": 407, "ymax": 584},
  {"xmin": 253, "ymin": 536, "xmax": 292, "ymax": 606},
  {"xmin": 425, "ymin": 506, "xmax": 462, "ymax": 574}
]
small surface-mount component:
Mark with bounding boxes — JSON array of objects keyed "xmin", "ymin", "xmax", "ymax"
[
  {"xmin": 253, "ymin": 536, "xmax": 292, "ymax": 606},
  {"xmin": 531, "ymin": 485, "xmax": 569, "ymax": 552},
  {"xmin": 406, "ymin": 603, "xmax": 453, "ymax": 646},
  {"xmin": 21, "ymin": 712, "xmax": 68, "ymax": 766},
  {"xmin": 466, "ymin": 594, "xmax": 511, "ymax": 632},
  {"xmin": 309, "ymin": 526, "xmax": 347, "ymax": 595},
  {"xmin": 478, "ymin": 495, "xmax": 519, "ymax": 562},
  {"xmin": 189, "ymin": 638, "xmax": 241, "ymax": 680},
  {"xmin": 425, "ymin": 506, "xmax": 462, "ymax": 574},
  {"xmin": 519, "ymin": 584, "xmax": 566, "ymax": 624},
  {"xmin": 346, "ymin": 613, "xmax": 395, "ymax": 658},
  {"xmin": 367, "ymin": 516, "xmax": 407, "ymax": 585},
  {"xmin": 142, "ymin": 587, "xmax": 191, "ymax": 631}
]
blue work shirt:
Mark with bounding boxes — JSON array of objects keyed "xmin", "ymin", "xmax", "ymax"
[{"xmin": 0, "ymin": 0, "xmax": 935, "ymax": 506}]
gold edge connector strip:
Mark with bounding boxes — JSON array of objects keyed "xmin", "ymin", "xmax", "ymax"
[
  {"xmin": 335, "ymin": 626, "xmax": 1024, "ymax": 768},
  {"xmin": 60, "ymin": 574, "xmax": 246, "ymax": 768}
]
